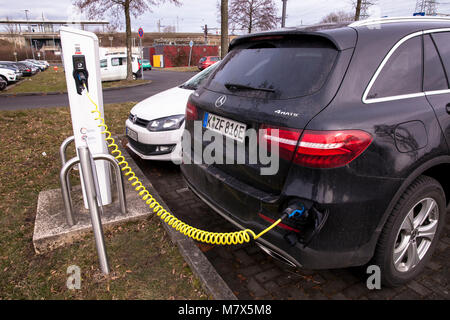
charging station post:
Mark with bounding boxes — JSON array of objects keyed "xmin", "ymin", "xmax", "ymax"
[{"xmin": 60, "ymin": 26, "xmax": 112, "ymax": 208}]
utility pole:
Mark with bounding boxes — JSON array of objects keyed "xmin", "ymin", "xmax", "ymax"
[
  {"xmin": 360, "ymin": 0, "xmax": 372, "ymax": 20},
  {"xmin": 221, "ymin": 0, "xmax": 228, "ymax": 59},
  {"xmin": 203, "ymin": 24, "xmax": 208, "ymax": 44},
  {"xmin": 355, "ymin": 0, "xmax": 375, "ymax": 21},
  {"xmin": 281, "ymin": 0, "xmax": 287, "ymax": 27},
  {"xmin": 24, "ymin": 9, "xmax": 35, "ymax": 59},
  {"xmin": 415, "ymin": 0, "xmax": 438, "ymax": 15}
]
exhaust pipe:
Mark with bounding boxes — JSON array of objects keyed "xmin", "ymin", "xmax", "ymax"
[{"xmin": 256, "ymin": 243, "xmax": 298, "ymax": 268}]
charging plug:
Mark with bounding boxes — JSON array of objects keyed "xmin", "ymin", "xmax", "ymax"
[
  {"xmin": 282, "ymin": 203, "xmax": 306, "ymax": 220},
  {"xmin": 72, "ymin": 55, "xmax": 89, "ymax": 94}
]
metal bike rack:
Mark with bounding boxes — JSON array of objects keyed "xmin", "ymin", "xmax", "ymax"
[
  {"xmin": 59, "ymin": 137, "xmax": 127, "ymax": 226},
  {"xmin": 59, "ymin": 143, "xmax": 128, "ymax": 274},
  {"xmin": 78, "ymin": 146, "xmax": 110, "ymax": 274}
]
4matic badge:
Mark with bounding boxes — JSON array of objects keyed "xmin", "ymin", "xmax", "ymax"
[{"xmin": 274, "ymin": 109, "xmax": 299, "ymax": 117}]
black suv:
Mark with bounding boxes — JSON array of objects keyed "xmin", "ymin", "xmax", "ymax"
[{"xmin": 181, "ymin": 18, "xmax": 450, "ymax": 286}]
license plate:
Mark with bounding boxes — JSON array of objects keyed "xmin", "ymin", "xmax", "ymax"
[
  {"xmin": 203, "ymin": 112, "xmax": 246, "ymax": 143},
  {"xmin": 126, "ymin": 127, "xmax": 138, "ymax": 141}
]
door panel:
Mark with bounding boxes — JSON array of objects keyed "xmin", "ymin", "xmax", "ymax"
[{"xmin": 425, "ymin": 93, "xmax": 450, "ymax": 148}]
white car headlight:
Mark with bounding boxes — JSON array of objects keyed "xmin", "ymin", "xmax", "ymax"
[{"xmin": 147, "ymin": 115, "xmax": 185, "ymax": 132}]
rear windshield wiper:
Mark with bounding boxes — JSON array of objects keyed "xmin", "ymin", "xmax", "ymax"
[{"xmin": 224, "ymin": 82, "xmax": 275, "ymax": 93}]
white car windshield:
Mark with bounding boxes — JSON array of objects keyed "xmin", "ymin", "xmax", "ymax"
[{"xmin": 180, "ymin": 61, "xmax": 220, "ymax": 90}]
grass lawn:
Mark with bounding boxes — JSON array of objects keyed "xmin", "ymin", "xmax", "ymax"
[
  {"xmin": 2, "ymin": 68, "xmax": 150, "ymax": 94},
  {"xmin": 0, "ymin": 103, "xmax": 208, "ymax": 299}
]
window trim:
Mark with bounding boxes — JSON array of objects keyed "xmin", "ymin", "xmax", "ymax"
[{"xmin": 363, "ymin": 28, "xmax": 450, "ymax": 104}]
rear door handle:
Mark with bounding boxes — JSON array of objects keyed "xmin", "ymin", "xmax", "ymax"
[{"xmin": 446, "ymin": 103, "xmax": 450, "ymax": 114}]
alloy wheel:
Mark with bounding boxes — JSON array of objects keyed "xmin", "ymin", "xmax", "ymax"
[{"xmin": 393, "ymin": 197, "xmax": 439, "ymax": 273}]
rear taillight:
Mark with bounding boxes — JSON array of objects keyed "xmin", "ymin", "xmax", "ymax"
[
  {"xmin": 295, "ymin": 130, "xmax": 373, "ymax": 168},
  {"xmin": 260, "ymin": 126, "xmax": 372, "ymax": 168},
  {"xmin": 186, "ymin": 102, "xmax": 198, "ymax": 121},
  {"xmin": 260, "ymin": 125, "xmax": 302, "ymax": 161}
]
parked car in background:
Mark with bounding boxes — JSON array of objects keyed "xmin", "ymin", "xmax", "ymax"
[
  {"xmin": 15, "ymin": 62, "xmax": 35, "ymax": 76},
  {"xmin": 198, "ymin": 56, "xmax": 220, "ymax": 70},
  {"xmin": 182, "ymin": 18, "xmax": 450, "ymax": 286},
  {"xmin": 125, "ymin": 62, "xmax": 220, "ymax": 162},
  {"xmin": 1, "ymin": 61, "xmax": 30, "ymax": 77},
  {"xmin": 0, "ymin": 66, "xmax": 17, "ymax": 83},
  {"xmin": 25, "ymin": 59, "xmax": 48, "ymax": 70},
  {"xmin": 25, "ymin": 59, "xmax": 47, "ymax": 71},
  {"xmin": 142, "ymin": 59, "xmax": 152, "ymax": 70},
  {"xmin": 20, "ymin": 61, "xmax": 40, "ymax": 74},
  {"xmin": 0, "ymin": 63, "xmax": 21, "ymax": 81},
  {"xmin": 0, "ymin": 77, "xmax": 7, "ymax": 91},
  {"xmin": 100, "ymin": 53, "xmax": 142, "ymax": 81}
]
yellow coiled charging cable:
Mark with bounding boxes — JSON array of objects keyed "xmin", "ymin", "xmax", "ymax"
[{"xmin": 83, "ymin": 83, "xmax": 282, "ymax": 245}]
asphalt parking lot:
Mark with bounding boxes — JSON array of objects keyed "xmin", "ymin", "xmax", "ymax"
[{"xmin": 132, "ymin": 152, "xmax": 449, "ymax": 300}]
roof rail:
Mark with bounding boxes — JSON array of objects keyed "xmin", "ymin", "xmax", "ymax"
[{"xmin": 349, "ymin": 16, "xmax": 450, "ymax": 27}]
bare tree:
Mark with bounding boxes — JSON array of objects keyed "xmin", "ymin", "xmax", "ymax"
[
  {"xmin": 162, "ymin": 25, "xmax": 176, "ymax": 33},
  {"xmin": 228, "ymin": 0, "xmax": 280, "ymax": 34},
  {"xmin": 3, "ymin": 17, "xmax": 18, "ymax": 34},
  {"xmin": 74, "ymin": 0, "xmax": 181, "ymax": 80},
  {"xmin": 320, "ymin": 11, "xmax": 355, "ymax": 24}
]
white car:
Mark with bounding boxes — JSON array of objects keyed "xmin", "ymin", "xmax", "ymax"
[
  {"xmin": 125, "ymin": 62, "xmax": 220, "ymax": 162},
  {"xmin": 100, "ymin": 53, "xmax": 142, "ymax": 81},
  {"xmin": 0, "ymin": 67, "xmax": 17, "ymax": 83}
]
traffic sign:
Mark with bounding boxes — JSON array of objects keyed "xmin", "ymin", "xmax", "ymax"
[
  {"xmin": 138, "ymin": 27, "xmax": 144, "ymax": 38},
  {"xmin": 189, "ymin": 40, "xmax": 194, "ymax": 47}
]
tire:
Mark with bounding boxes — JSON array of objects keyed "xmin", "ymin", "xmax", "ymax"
[
  {"xmin": 372, "ymin": 175, "xmax": 446, "ymax": 287},
  {"xmin": 0, "ymin": 75, "xmax": 9, "ymax": 86},
  {"xmin": 132, "ymin": 73, "xmax": 137, "ymax": 80}
]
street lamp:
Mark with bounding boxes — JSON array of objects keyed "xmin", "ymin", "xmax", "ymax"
[
  {"xmin": 24, "ymin": 9, "xmax": 35, "ymax": 59},
  {"xmin": 281, "ymin": 0, "xmax": 287, "ymax": 28}
]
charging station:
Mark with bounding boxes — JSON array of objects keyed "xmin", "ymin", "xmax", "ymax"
[{"xmin": 60, "ymin": 26, "xmax": 112, "ymax": 207}]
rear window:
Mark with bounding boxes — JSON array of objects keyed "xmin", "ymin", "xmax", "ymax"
[
  {"xmin": 367, "ymin": 36, "xmax": 422, "ymax": 99},
  {"xmin": 206, "ymin": 37, "xmax": 338, "ymax": 99},
  {"xmin": 431, "ymin": 32, "xmax": 450, "ymax": 82},
  {"xmin": 199, "ymin": 57, "xmax": 207, "ymax": 62},
  {"xmin": 424, "ymin": 35, "xmax": 448, "ymax": 92}
]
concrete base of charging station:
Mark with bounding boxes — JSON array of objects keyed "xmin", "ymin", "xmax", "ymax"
[{"xmin": 33, "ymin": 182, "xmax": 151, "ymax": 255}]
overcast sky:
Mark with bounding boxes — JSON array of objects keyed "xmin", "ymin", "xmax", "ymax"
[{"xmin": 2, "ymin": 0, "xmax": 450, "ymax": 33}]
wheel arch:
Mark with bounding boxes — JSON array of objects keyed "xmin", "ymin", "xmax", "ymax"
[
  {"xmin": 363, "ymin": 155, "xmax": 450, "ymax": 263},
  {"xmin": 380, "ymin": 156, "xmax": 450, "ymax": 230}
]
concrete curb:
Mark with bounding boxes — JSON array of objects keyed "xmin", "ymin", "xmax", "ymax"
[
  {"xmin": 0, "ymin": 80, "xmax": 152, "ymax": 97},
  {"xmin": 119, "ymin": 138, "xmax": 237, "ymax": 300}
]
